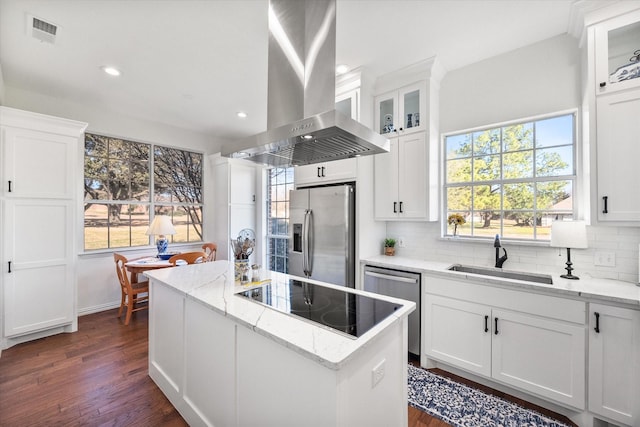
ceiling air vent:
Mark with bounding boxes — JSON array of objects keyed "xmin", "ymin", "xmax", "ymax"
[{"xmin": 28, "ymin": 14, "xmax": 59, "ymax": 44}]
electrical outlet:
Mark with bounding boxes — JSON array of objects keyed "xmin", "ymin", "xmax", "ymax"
[
  {"xmin": 372, "ymin": 359, "xmax": 386, "ymax": 388},
  {"xmin": 397, "ymin": 237, "xmax": 405, "ymax": 248},
  {"xmin": 594, "ymin": 251, "xmax": 616, "ymax": 267}
]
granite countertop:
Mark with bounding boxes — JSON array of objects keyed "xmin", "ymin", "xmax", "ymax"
[
  {"xmin": 144, "ymin": 261, "xmax": 415, "ymax": 370},
  {"xmin": 362, "ymin": 255, "xmax": 640, "ymax": 308}
]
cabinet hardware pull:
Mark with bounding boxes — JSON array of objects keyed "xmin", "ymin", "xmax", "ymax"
[
  {"xmin": 594, "ymin": 312, "xmax": 600, "ymax": 333},
  {"xmin": 599, "ymin": 82, "xmax": 606, "ymax": 88},
  {"xmin": 321, "ymin": 166, "xmax": 325, "ymax": 177},
  {"xmin": 317, "ymin": 167, "xmax": 321, "ymax": 178},
  {"xmin": 252, "ymin": 195, "xmax": 256, "ymax": 202},
  {"xmin": 484, "ymin": 315, "xmax": 489, "ymax": 333},
  {"xmin": 8, "ymin": 261, "xmax": 11, "ymax": 273},
  {"xmin": 602, "ymin": 196, "xmax": 608, "ymax": 214},
  {"xmin": 393, "ymin": 202, "xmax": 397, "ymax": 213},
  {"xmin": 494, "ymin": 317, "xmax": 499, "ymax": 335},
  {"xmin": 8, "ymin": 180, "xmax": 12, "ymax": 192},
  {"xmin": 399, "ymin": 201, "xmax": 403, "ymax": 213}
]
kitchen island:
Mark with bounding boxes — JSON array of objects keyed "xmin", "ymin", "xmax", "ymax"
[{"xmin": 144, "ymin": 261, "xmax": 415, "ymax": 427}]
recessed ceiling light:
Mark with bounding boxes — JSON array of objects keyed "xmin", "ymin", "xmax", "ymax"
[
  {"xmin": 102, "ymin": 66, "xmax": 121, "ymax": 76},
  {"xmin": 237, "ymin": 111, "xmax": 248, "ymax": 118},
  {"xmin": 336, "ymin": 64, "xmax": 349, "ymax": 75}
]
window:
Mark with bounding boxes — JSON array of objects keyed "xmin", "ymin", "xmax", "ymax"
[
  {"xmin": 84, "ymin": 133, "xmax": 203, "ymax": 250},
  {"xmin": 444, "ymin": 112, "xmax": 576, "ymax": 241},
  {"xmin": 266, "ymin": 167, "xmax": 294, "ymax": 273}
]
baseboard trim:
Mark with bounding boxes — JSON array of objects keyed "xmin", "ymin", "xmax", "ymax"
[{"xmin": 78, "ymin": 302, "xmax": 120, "ymax": 316}]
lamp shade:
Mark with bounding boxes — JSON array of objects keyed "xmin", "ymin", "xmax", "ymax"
[
  {"xmin": 145, "ymin": 215, "xmax": 176, "ymax": 236},
  {"xmin": 550, "ymin": 220, "xmax": 588, "ymax": 249}
]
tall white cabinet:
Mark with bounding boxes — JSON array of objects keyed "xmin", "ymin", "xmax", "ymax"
[
  {"xmin": 587, "ymin": 6, "xmax": 640, "ymax": 224},
  {"xmin": 373, "ymin": 58, "xmax": 443, "ymax": 221},
  {"xmin": 0, "ymin": 107, "xmax": 87, "ymax": 351}
]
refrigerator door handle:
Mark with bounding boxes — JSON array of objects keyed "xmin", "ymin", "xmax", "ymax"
[
  {"xmin": 305, "ymin": 209, "xmax": 314, "ymax": 276},
  {"xmin": 302, "ymin": 209, "xmax": 309, "ymax": 275}
]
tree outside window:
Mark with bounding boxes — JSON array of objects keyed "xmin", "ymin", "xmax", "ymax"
[
  {"xmin": 84, "ymin": 133, "xmax": 203, "ymax": 250},
  {"xmin": 444, "ymin": 113, "xmax": 575, "ymax": 241}
]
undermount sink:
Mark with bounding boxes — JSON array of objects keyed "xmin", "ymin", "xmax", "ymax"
[{"xmin": 447, "ymin": 264, "xmax": 553, "ymax": 285}]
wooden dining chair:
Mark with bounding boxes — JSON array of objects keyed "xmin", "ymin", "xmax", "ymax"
[
  {"xmin": 168, "ymin": 251, "xmax": 208, "ymax": 266},
  {"xmin": 202, "ymin": 242, "xmax": 217, "ymax": 262},
  {"xmin": 114, "ymin": 253, "xmax": 149, "ymax": 325}
]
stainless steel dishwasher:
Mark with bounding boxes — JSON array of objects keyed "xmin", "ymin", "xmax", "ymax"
[{"xmin": 363, "ymin": 265, "xmax": 421, "ymax": 356}]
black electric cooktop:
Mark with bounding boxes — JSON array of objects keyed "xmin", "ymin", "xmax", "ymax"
[{"xmin": 236, "ymin": 279, "xmax": 402, "ymax": 338}]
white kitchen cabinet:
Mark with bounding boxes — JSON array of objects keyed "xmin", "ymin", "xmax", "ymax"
[
  {"xmin": 0, "ymin": 107, "xmax": 86, "ymax": 348},
  {"xmin": 211, "ymin": 156, "xmax": 258, "ymax": 260},
  {"xmin": 423, "ymin": 276, "xmax": 586, "ymax": 409},
  {"xmin": 595, "ymin": 88, "xmax": 640, "ymax": 221},
  {"xmin": 374, "ymin": 81, "xmax": 426, "ymax": 136},
  {"xmin": 423, "ymin": 294, "xmax": 492, "ymax": 377},
  {"xmin": 593, "ymin": 9, "xmax": 640, "ymax": 96},
  {"xmin": 588, "ymin": 303, "xmax": 640, "ymax": 426},
  {"xmin": 374, "ymin": 132, "xmax": 429, "ymax": 220},
  {"xmin": 294, "ymin": 157, "xmax": 357, "ymax": 188}
]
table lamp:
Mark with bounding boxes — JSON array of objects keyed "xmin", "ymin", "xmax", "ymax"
[
  {"xmin": 550, "ymin": 220, "xmax": 588, "ymax": 280},
  {"xmin": 145, "ymin": 215, "xmax": 177, "ymax": 256}
]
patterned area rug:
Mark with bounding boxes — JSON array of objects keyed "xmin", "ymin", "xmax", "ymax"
[{"xmin": 408, "ymin": 364, "xmax": 572, "ymax": 427}]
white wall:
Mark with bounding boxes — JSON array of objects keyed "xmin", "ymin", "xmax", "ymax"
[
  {"xmin": 4, "ymin": 85, "xmax": 223, "ymax": 314},
  {"xmin": 0, "ymin": 64, "xmax": 5, "ymax": 105},
  {"xmin": 386, "ymin": 34, "xmax": 640, "ymax": 284}
]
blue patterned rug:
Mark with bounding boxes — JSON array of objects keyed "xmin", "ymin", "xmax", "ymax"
[{"xmin": 408, "ymin": 364, "xmax": 572, "ymax": 427}]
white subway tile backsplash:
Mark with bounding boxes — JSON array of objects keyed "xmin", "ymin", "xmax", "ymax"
[{"xmin": 385, "ymin": 222, "xmax": 640, "ymax": 283}]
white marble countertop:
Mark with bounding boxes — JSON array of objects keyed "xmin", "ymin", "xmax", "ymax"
[
  {"xmin": 144, "ymin": 261, "xmax": 415, "ymax": 370},
  {"xmin": 362, "ymin": 255, "xmax": 640, "ymax": 308}
]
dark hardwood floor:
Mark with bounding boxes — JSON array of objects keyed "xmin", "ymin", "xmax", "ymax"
[{"xmin": 0, "ymin": 309, "xmax": 574, "ymax": 427}]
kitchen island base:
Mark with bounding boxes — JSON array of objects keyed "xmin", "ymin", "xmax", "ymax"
[{"xmin": 148, "ymin": 265, "xmax": 411, "ymax": 427}]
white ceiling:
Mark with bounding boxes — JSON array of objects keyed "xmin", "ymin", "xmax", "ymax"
[{"xmin": 0, "ymin": 0, "xmax": 605, "ymax": 142}]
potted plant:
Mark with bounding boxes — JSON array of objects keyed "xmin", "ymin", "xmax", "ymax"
[{"xmin": 384, "ymin": 238, "xmax": 397, "ymax": 256}]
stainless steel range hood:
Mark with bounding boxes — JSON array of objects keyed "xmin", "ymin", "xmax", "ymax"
[{"xmin": 221, "ymin": 0, "xmax": 389, "ymax": 167}]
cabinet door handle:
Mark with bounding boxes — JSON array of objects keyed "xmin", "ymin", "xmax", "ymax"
[
  {"xmin": 594, "ymin": 312, "xmax": 600, "ymax": 333},
  {"xmin": 484, "ymin": 315, "xmax": 489, "ymax": 333},
  {"xmin": 252, "ymin": 195, "xmax": 256, "ymax": 202},
  {"xmin": 602, "ymin": 196, "xmax": 608, "ymax": 214},
  {"xmin": 599, "ymin": 82, "xmax": 606, "ymax": 88},
  {"xmin": 317, "ymin": 167, "xmax": 322, "ymax": 178},
  {"xmin": 399, "ymin": 201, "xmax": 403, "ymax": 213},
  {"xmin": 8, "ymin": 180, "xmax": 12, "ymax": 192},
  {"xmin": 321, "ymin": 166, "xmax": 325, "ymax": 177},
  {"xmin": 8, "ymin": 261, "xmax": 11, "ymax": 273},
  {"xmin": 494, "ymin": 317, "xmax": 499, "ymax": 335},
  {"xmin": 393, "ymin": 202, "xmax": 397, "ymax": 213}
]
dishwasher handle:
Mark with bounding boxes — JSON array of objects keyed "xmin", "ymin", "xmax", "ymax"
[{"xmin": 364, "ymin": 270, "xmax": 418, "ymax": 284}]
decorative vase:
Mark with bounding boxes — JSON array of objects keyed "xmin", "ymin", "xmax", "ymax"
[{"xmin": 384, "ymin": 247, "xmax": 395, "ymax": 256}]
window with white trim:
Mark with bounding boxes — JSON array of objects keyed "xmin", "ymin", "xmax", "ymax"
[
  {"xmin": 83, "ymin": 133, "xmax": 203, "ymax": 250},
  {"xmin": 266, "ymin": 167, "xmax": 294, "ymax": 273},
  {"xmin": 444, "ymin": 112, "xmax": 576, "ymax": 241}
]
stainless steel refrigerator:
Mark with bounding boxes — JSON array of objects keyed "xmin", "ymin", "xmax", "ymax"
[{"xmin": 288, "ymin": 184, "xmax": 355, "ymax": 288}]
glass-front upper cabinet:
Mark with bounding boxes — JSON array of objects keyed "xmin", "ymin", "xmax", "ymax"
[
  {"xmin": 594, "ymin": 9, "xmax": 640, "ymax": 94},
  {"xmin": 374, "ymin": 81, "xmax": 426, "ymax": 136}
]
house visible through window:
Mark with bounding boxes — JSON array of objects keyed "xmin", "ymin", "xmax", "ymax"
[
  {"xmin": 444, "ymin": 112, "xmax": 576, "ymax": 241},
  {"xmin": 83, "ymin": 133, "xmax": 203, "ymax": 250},
  {"xmin": 266, "ymin": 167, "xmax": 294, "ymax": 273}
]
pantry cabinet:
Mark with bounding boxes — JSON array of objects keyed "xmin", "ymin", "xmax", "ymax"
[
  {"xmin": 423, "ymin": 276, "xmax": 586, "ymax": 409},
  {"xmin": 588, "ymin": 303, "xmax": 640, "ymax": 427},
  {"xmin": 374, "ymin": 133, "xmax": 428, "ymax": 220},
  {"xmin": 0, "ymin": 107, "xmax": 87, "ymax": 347}
]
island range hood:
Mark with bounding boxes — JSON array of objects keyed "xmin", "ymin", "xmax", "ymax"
[{"xmin": 221, "ymin": 0, "xmax": 389, "ymax": 167}]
